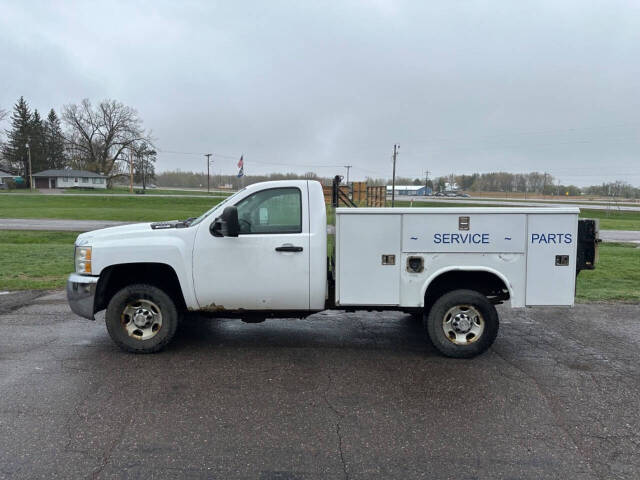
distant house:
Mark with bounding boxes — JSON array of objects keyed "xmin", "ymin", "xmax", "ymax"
[
  {"xmin": 0, "ymin": 170, "xmax": 15, "ymax": 188},
  {"xmin": 0, "ymin": 170, "xmax": 13, "ymax": 182},
  {"xmin": 386, "ymin": 185, "xmax": 432, "ymax": 196},
  {"xmin": 32, "ymin": 169, "xmax": 107, "ymax": 189}
]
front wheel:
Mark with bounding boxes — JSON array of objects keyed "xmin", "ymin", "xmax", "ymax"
[
  {"xmin": 105, "ymin": 284, "xmax": 179, "ymax": 353},
  {"xmin": 424, "ymin": 289, "xmax": 499, "ymax": 358}
]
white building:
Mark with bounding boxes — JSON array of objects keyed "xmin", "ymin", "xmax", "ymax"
[
  {"xmin": 385, "ymin": 185, "xmax": 432, "ymax": 196},
  {"xmin": 33, "ymin": 169, "xmax": 107, "ymax": 189},
  {"xmin": 0, "ymin": 170, "xmax": 13, "ymax": 185}
]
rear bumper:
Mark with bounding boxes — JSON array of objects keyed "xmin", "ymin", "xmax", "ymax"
[{"xmin": 67, "ymin": 274, "xmax": 99, "ymax": 320}]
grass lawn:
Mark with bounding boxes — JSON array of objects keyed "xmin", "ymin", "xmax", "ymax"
[
  {"xmin": 1, "ymin": 230, "xmax": 637, "ymax": 303},
  {"xmin": 577, "ymin": 209, "xmax": 640, "ymax": 231},
  {"xmin": 61, "ymin": 187, "xmax": 232, "ymax": 196},
  {"xmin": 0, "ymin": 195, "xmax": 222, "ymax": 222},
  {"xmin": 576, "ymin": 243, "xmax": 640, "ymax": 302},
  {"xmin": 0, "ymin": 189, "xmax": 40, "ymax": 193},
  {"xmin": 0, "ymin": 231, "xmax": 77, "ymax": 290}
]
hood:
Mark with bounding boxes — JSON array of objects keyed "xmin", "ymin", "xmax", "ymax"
[{"xmin": 75, "ymin": 222, "xmax": 154, "ymax": 245}]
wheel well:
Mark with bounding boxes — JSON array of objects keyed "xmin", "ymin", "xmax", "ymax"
[
  {"xmin": 424, "ymin": 270, "xmax": 510, "ymax": 312},
  {"xmin": 94, "ymin": 263, "xmax": 186, "ymax": 313}
]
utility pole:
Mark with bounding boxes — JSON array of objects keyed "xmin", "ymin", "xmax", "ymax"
[
  {"xmin": 129, "ymin": 148, "xmax": 134, "ymax": 193},
  {"xmin": 424, "ymin": 170, "xmax": 430, "ymax": 196},
  {"xmin": 141, "ymin": 151, "xmax": 146, "ymax": 192},
  {"xmin": 205, "ymin": 153, "xmax": 212, "ymax": 193},
  {"xmin": 344, "ymin": 165, "xmax": 352, "ymax": 184},
  {"xmin": 25, "ymin": 141, "xmax": 33, "ymax": 191},
  {"xmin": 391, "ymin": 144, "xmax": 399, "ymax": 207}
]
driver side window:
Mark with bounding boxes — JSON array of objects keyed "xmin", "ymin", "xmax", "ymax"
[{"xmin": 235, "ymin": 187, "xmax": 302, "ymax": 234}]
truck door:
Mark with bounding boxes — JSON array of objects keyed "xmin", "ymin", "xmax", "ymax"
[{"xmin": 192, "ymin": 186, "xmax": 310, "ymax": 310}]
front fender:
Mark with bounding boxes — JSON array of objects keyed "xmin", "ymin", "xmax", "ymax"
[{"xmin": 90, "ymin": 236, "xmax": 198, "ymax": 310}]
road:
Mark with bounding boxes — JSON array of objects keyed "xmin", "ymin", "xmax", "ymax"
[
  {"xmin": 1, "ymin": 291, "xmax": 639, "ymax": 479},
  {"xmin": 600, "ymin": 230, "xmax": 640, "ymax": 244},
  {"xmin": 0, "ymin": 218, "xmax": 128, "ymax": 232}
]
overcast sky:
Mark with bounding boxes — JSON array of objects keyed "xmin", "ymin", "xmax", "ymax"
[{"xmin": 1, "ymin": 0, "xmax": 639, "ymax": 186}]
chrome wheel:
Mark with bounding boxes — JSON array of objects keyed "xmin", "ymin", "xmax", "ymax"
[
  {"xmin": 121, "ymin": 299, "xmax": 163, "ymax": 340},
  {"xmin": 442, "ymin": 304, "xmax": 484, "ymax": 345}
]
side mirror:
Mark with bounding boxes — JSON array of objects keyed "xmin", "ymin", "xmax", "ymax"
[{"xmin": 210, "ymin": 206, "xmax": 240, "ymax": 237}]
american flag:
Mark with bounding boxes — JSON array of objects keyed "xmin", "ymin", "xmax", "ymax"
[{"xmin": 237, "ymin": 155, "xmax": 244, "ymax": 178}]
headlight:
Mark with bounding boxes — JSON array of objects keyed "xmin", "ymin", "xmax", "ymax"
[{"xmin": 75, "ymin": 246, "xmax": 92, "ymax": 274}]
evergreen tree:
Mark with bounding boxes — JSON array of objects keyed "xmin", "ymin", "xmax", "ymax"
[
  {"xmin": 29, "ymin": 109, "xmax": 47, "ymax": 173},
  {"xmin": 0, "ymin": 108, "xmax": 7, "ymax": 171},
  {"xmin": 2, "ymin": 97, "xmax": 32, "ymax": 181},
  {"xmin": 45, "ymin": 109, "xmax": 66, "ymax": 169}
]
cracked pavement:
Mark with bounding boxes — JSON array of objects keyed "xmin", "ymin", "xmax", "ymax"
[{"xmin": 1, "ymin": 291, "xmax": 640, "ymax": 479}]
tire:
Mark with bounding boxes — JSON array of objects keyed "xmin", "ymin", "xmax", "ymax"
[
  {"xmin": 105, "ymin": 284, "xmax": 179, "ymax": 353},
  {"xmin": 424, "ymin": 289, "xmax": 499, "ymax": 358}
]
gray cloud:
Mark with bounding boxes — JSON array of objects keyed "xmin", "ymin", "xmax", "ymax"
[{"xmin": 1, "ymin": 0, "xmax": 638, "ymax": 185}]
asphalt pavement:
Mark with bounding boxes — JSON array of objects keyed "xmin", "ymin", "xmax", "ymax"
[
  {"xmin": 0, "ymin": 218, "xmax": 128, "ymax": 232},
  {"xmin": 1, "ymin": 291, "xmax": 639, "ymax": 479},
  {"xmin": 599, "ymin": 230, "xmax": 640, "ymax": 244}
]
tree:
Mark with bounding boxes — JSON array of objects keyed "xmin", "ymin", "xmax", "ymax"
[
  {"xmin": 2, "ymin": 97, "xmax": 32, "ymax": 182},
  {"xmin": 62, "ymin": 99, "xmax": 151, "ymax": 186},
  {"xmin": 132, "ymin": 142, "xmax": 157, "ymax": 190},
  {"xmin": 29, "ymin": 109, "xmax": 48, "ymax": 174},
  {"xmin": 0, "ymin": 108, "xmax": 7, "ymax": 170},
  {"xmin": 44, "ymin": 109, "xmax": 66, "ymax": 169}
]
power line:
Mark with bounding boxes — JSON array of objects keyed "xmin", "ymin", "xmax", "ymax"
[
  {"xmin": 158, "ymin": 149, "xmax": 238, "ymax": 159},
  {"xmin": 398, "ymin": 122, "xmax": 640, "ymax": 148},
  {"xmin": 402, "ymin": 135, "xmax": 640, "ymax": 157}
]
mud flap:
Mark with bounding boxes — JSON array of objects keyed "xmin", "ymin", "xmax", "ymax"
[{"xmin": 577, "ymin": 219, "xmax": 600, "ymax": 273}]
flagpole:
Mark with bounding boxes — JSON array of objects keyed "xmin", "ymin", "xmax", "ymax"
[{"xmin": 237, "ymin": 155, "xmax": 245, "ymax": 189}]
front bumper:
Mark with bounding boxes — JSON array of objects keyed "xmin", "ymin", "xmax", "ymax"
[{"xmin": 67, "ymin": 273, "xmax": 99, "ymax": 320}]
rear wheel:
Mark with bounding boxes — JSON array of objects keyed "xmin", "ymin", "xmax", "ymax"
[
  {"xmin": 105, "ymin": 284, "xmax": 178, "ymax": 353},
  {"xmin": 424, "ymin": 289, "xmax": 499, "ymax": 358}
]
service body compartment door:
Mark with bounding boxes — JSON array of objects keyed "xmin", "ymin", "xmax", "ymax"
[
  {"xmin": 337, "ymin": 214, "xmax": 401, "ymax": 305},
  {"xmin": 526, "ymin": 214, "xmax": 578, "ymax": 306},
  {"xmin": 402, "ymin": 213, "xmax": 526, "ymax": 253}
]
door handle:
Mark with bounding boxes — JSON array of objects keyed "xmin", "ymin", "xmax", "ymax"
[{"xmin": 275, "ymin": 244, "xmax": 303, "ymax": 252}]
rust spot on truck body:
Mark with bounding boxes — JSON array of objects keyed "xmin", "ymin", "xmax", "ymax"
[{"xmin": 197, "ymin": 302, "xmax": 227, "ymax": 312}]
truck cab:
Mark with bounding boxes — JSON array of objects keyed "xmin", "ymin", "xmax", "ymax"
[{"xmin": 67, "ymin": 179, "xmax": 598, "ymax": 358}]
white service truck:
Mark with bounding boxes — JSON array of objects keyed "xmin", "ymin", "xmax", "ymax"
[{"xmin": 67, "ymin": 180, "xmax": 598, "ymax": 358}]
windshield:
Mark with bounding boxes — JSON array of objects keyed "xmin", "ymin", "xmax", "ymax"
[{"xmin": 189, "ymin": 188, "xmax": 247, "ymax": 227}]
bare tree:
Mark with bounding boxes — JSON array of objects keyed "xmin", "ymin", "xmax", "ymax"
[
  {"xmin": 62, "ymin": 99, "xmax": 151, "ymax": 186},
  {"xmin": 0, "ymin": 108, "xmax": 6, "ymax": 170}
]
